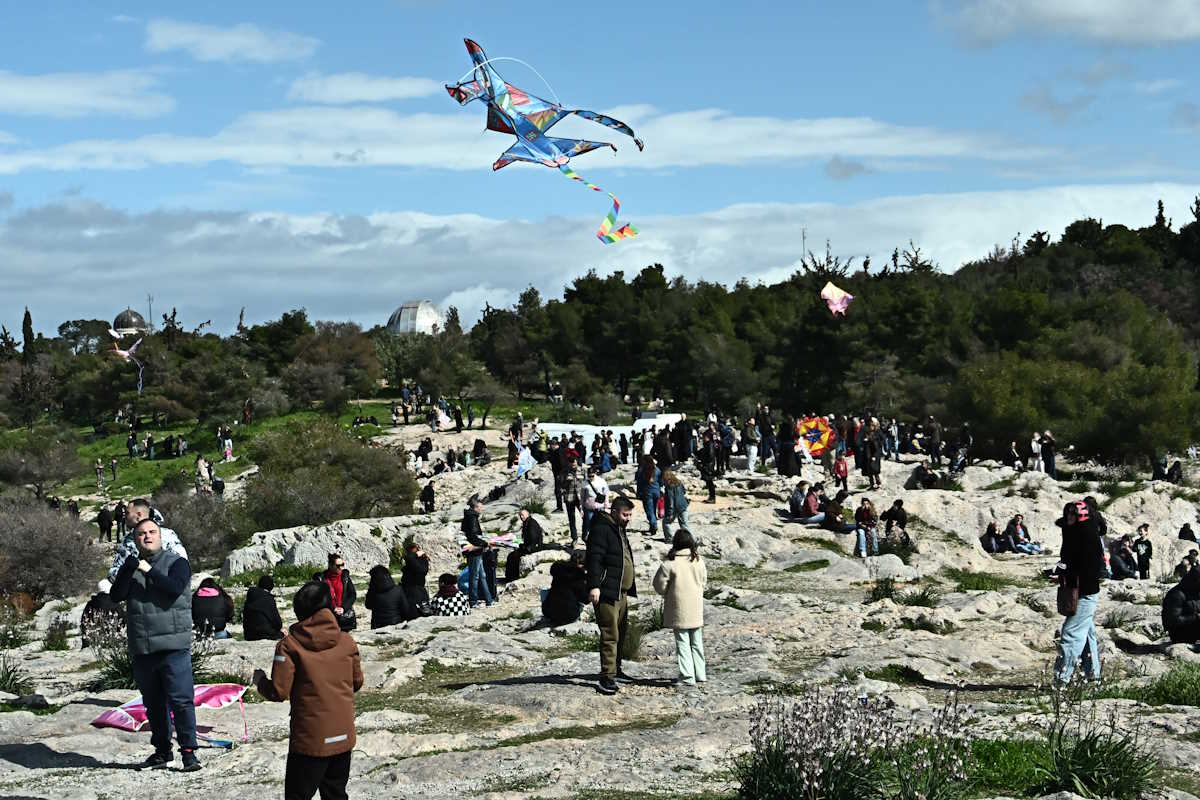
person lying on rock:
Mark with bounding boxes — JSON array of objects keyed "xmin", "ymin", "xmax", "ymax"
[
  {"xmin": 542, "ymin": 549, "xmax": 589, "ymax": 626},
  {"xmin": 253, "ymin": 580, "xmax": 363, "ymax": 800},
  {"xmin": 1163, "ymin": 565, "xmax": 1200, "ymax": 644}
]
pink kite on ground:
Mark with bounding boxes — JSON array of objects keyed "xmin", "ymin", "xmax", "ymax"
[
  {"xmin": 820, "ymin": 281, "xmax": 855, "ymax": 316},
  {"xmin": 91, "ymin": 683, "xmax": 249, "ymax": 747}
]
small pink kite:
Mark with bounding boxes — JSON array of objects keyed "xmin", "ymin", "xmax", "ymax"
[
  {"xmin": 820, "ymin": 281, "xmax": 854, "ymax": 316},
  {"xmin": 91, "ymin": 682, "xmax": 249, "ymax": 748}
]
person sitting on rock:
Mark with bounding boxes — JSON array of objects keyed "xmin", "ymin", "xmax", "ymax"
[
  {"xmin": 1180, "ymin": 524, "xmax": 1198, "ymax": 543},
  {"xmin": 1004, "ymin": 514, "xmax": 1043, "ymax": 555},
  {"xmin": 1163, "ymin": 565, "xmax": 1200, "ymax": 643},
  {"xmin": 541, "ymin": 549, "xmax": 589, "ymax": 626},
  {"xmin": 430, "ymin": 572, "xmax": 471, "ymax": 616},
  {"xmin": 880, "ymin": 500, "xmax": 909, "ymax": 546},
  {"xmin": 1168, "ymin": 460, "xmax": 1185, "ymax": 484},
  {"xmin": 1109, "ymin": 535, "xmax": 1139, "ymax": 581},
  {"xmin": 854, "ymin": 498, "xmax": 880, "ymax": 558},
  {"xmin": 314, "ymin": 554, "xmax": 357, "ymax": 632},
  {"xmin": 796, "ymin": 483, "xmax": 825, "ymax": 525},
  {"xmin": 787, "ymin": 480, "xmax": 809, "ymax": 518},
  {"xmin": 1134, "ymin": 524, "xmax": 1153, "ymax": 580},
  {"xmin": 192, "ymin": 577, "xmax": 235, "ymax": 639},
  {"xmin": 819, "ymin": 489, "xmax": 857, "ymax": 534},
  {"xmin": 905, "ymin": 461, "xmax": 941, "ymax": 490},
  {"xmin": 242, "ymin": 575, "xmax": 284, "ymax": 641},
  {"xmin": 365, "ymin": 565, "xmax": 413, "ymax": 628},
  {"xmin": 980, "ymin": 521, "xmax": 1005, "ymax": 554},
  {"xmin": 518, "ymin": 509, "xmax": 545, "ymax": 551}
]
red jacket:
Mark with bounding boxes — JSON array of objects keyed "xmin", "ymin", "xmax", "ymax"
[{"xmin": 259, "ymin": 608, "xmax": 364, "ymax": 757}]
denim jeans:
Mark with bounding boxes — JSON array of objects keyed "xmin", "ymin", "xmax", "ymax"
[
  {"xmin": 745, "ymin": 445, "xmax": 758, "ymax": 473},
  {"xmin": 131, "ymin": 648, "xmax": 198, "ymax": 754},
  {"xmin": 640, "ymin": 494, "xmax": 659, "ymax": 533},
  {"xmin": 1055, "ymin": 592, "xmax": 1100, "ymax": 682},
  {"xmin": 799, "ymin": 512, "xmax": 826, "ymax": 525},
  {"xmin": 467, "ymin": 554, "xmax": 494, "ymax": 605},
  {"xmin": 855, "ymin": 526, "xmax": 879, "ymax": 556},
  {"xmin": 663, "ymin": 508, "xmax": 690, "ymax": 539},
  {"xmin": 674, "ymin": 627, "xmax": 706, "ymax": 684}
]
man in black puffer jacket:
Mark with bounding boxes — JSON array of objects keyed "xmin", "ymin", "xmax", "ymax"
[
  {"xmin": 242, "ymin": 576, "xmax": 284, "ymax": 641},
  {"xmin": 365, "ymin": 566, "xmax": 413, "ymax": 628},
  {"xmin": 586, "ymin": 497, "xmax": 637, "ymax": 695},
  {"xmin": 1163, "ymin": 567, "xmax": 1200, "ymax": 644}
]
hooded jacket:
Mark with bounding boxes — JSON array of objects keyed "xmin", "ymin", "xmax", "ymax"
[
  {"xmin": 259, "ymin": 608, "xmax": 363, "ymax": 757},
  {"xmin": 1163, "ymin": 569, "xmax": 1200, "ymax": 639},
  {"xmin": 242, "ymin": 587, "xmax": 283, "ymax": 641},
  {"xmin": 542, "ymin": 560, "xmax": 589, "ymax": 625},
  {"xmin": 365, "ymin": 566, "xmax": 411, "ymax": 629},
  {"xmin": 191, "ymin": 585, "xmax": 233, "ymax": 635},
  {"xmin": 585, "ymin": 511, "xmax": 638, "ymax": 603},
  {"xmin": 401, "ymin": 551, "xmax": 430, "ymax": 605}
]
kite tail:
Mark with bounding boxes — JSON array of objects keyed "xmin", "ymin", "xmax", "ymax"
[
  {"xmin": 557, "ymin": 164, "xmax": 638, "ymax": 244},
  {"xmin": 133, "ymin": 357, "xmax": 144, "ymax": 395}
]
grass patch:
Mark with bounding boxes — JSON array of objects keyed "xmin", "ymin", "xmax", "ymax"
[
  {"xmin": 876, "ymin": 537, "xmax": 916, "ymax": 564},
  {"xmin": 0, "ymin": 701, "xmax": 60, "ymax": 716},
  {"xmin": 495, "ymin": 715, "xmax": 680, "ymax": 749},
  {"xmin": 714, "ymin": 596, "xmax": 750, "ymax": 612},
  {"xmin": 1109, "ymin": 587, "xmax": 1138, "ymax": 603},
  {"xmin": 860, "ymin": 619, "xmax": 887, "ymax": 632},
  {"xmin": 866, "ymin": 577, "xmax": 896, "ymax": 603},
  {"xmin": 794, "ymin": 537, "xmax": 847, "ymax": 555},
  {"xmin": 784, "ymin": 559, "xmax": 830, "ymax": 573},
  {"xmin": 969, "ymin": 738, "xmax": 1047, "ymax": 796},
  {"xmin": 895, "ymin": 586, "xmax": 941, "ymax": 607},
  {"xmin": 42, "ymin": 617, "xmax": 71, "ymax": 651},
  {"xmin": 539, "ymin": 631, "xmax": 599, "ymax": 659},
  {"xmin": 862, "ymin": 664, "xmax": 923, "ymax": 685},
  {"xmin": 1066, "ymin": 479, "xmax": 1091, "ymax": 494},
  {"xmin": 1018, "ymin": 484, "xmax": 1040, "ymax": 500},
  {"xmin": 226, "ymin": 562, "xmax": 317, "ymax": 587},
  {"xmin": 1101, "ymin": 608, "xmax": 1138, "ymax": 630},
  {"xmin": 1097, "ymin": 662, "xmax": 1200, "ymax": 706},
  {"xmin": 943, "ymin": 567, "xmax": 1025, "ymax": 592},
  {"xmin": 354, "ymin": 660, "xmax": 521, "ymax": 733},
  {"xmin": 1099, "ymin": 480, "xmax": 1145, "ymax": 509},
  {"xmin": 898, "ymin": 616, "xmax": 957, "ymax": 635},
  {"xmin": 1018, "ymin": 591, "xmax": 1051, "ymax": 616},
  {"xmin": 745, "ymin": 678, "xmax": 807, "ymax": 696},
  {"xmin": 981, "ymin": 476, "xmax": 1017, "ymax": 492}
]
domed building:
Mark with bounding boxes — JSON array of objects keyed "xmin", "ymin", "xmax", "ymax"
[
  {"xmin": 386, "ymin": 301, "xmax": 441, "ymax": 336},
  {"xmin": 112, "ymin": 308, "xmax": 149, "ymax": 337}
]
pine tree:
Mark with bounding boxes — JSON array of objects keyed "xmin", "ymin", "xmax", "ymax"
[{"xmin": 21, "ymin": 307, "xmax": 33, "ymax": 365}]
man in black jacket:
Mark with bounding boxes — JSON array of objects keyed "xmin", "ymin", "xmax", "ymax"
[
  {"xmin": 1055, "ymin": 500, "xmax": 1104, "ymax": 684},
  {"xmin": 242, "ymin": 576, "xmax": 284, "ymax": 640},
  {"xmin": 1163, "ymin": 567, "xmax": 1200, "ymax": 644},
  {"xmin": 518, "ymin": 509, "xmax": 545, "ymax": 551},
  {"xmin": 586, "ymin": 497, "xmax": 637, "ymax": 695}
]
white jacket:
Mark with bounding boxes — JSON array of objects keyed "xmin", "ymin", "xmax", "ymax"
[{"xmin": 652, "ymin": 550, "xmax": 707, "ymax": 630}]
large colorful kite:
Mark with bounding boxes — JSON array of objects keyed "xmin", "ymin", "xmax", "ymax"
[
  {"xmin": 92, "ymin": 683, "xmax": 249, "ymax": 748},
  {"xmin": 446, "ymin": 38, "xmax": 644, "ymax": 243},
  {"xmin": 797, "ymin": 416, "xmax": 836, "ymax": 457},
  {"xmin": 820, "ymin": 281, "xmax": 855, "ymax": 316}
]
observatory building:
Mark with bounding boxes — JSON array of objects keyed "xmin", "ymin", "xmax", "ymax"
[
  {"xmin": 113, "ymin": 308, "xmax": 149, "ymax": 337},
  {"xmin": 386, "ymin": 301, "xmax": 441, "ymax": 335}
]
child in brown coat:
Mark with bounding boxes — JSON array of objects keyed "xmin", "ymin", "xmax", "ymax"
[{"xmin": 254, "ymin": 580, "xmax": 364, "ymax": 800}]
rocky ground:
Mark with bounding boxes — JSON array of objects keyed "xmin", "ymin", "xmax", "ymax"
[{"xmin": 5, "ymin": 430, "xmax": 1200, "ymax": 799}]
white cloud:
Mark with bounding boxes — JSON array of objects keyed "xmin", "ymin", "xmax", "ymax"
[
  {"xmin": 2, "ymin": 182, "xmax": 1193, "ymax": 334},
  {"xmin": 1134, "ymin": 78, "xmax": 1184, "ymax": 95},
  {"xmin": 145, "ymin": 19, "xmax": 319, "ymax": 63},
  {"xmin": 0, "ymin": 70, "xmax": 173, "ymax": 118},
  {"xmin": 287, "ymin": 72, "xmax": 443, "ymax": 103},
  {"xmin": 943, "ymin": 0, "xmax": 1200, "ymax": 44},
  {"xmin": 0, "ymin": 105, "xmax": 1053, "ymax": 174}
]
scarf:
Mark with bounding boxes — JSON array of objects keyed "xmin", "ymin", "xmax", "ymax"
[
  {"xmin": 324, "ymin": 569, "xmax": 344, "ymax": 609},
  {"xmin": 437, "ymin": 582, "xmax": 460, "ymax": 599}
]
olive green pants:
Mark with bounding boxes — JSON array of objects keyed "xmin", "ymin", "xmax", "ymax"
[{"xmin": 594, "ymin": 593, "xmax": 628, "ymax": 678}]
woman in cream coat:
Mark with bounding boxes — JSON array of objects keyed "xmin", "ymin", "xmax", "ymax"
[{"xmin": 653, "ymin": 528, "xmax": 708, "ymax": 687}]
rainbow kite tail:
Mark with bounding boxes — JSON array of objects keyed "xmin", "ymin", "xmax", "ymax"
[{"xmin": 558, "ymin": 164, "xmax": 638, "ymax": 244}]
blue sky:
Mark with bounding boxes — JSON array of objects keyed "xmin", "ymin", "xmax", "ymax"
[{"xmin": 1, "ymin": 1, "xmax": 1199, "ymax": 333}]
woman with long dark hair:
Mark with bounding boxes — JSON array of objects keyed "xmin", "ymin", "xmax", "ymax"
[{"xmin": 635, "ymin": 454, "xmax": 663, "ymax": 536}]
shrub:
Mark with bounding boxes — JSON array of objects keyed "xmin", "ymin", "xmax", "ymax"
[
  {"xmin": 1109, "ymin": 587, "xmax": 1137, "ymax": 603},
  {"xmin": 863, "ymin": 664, "xmax": 924, "ymax": 686},
  {"xmin": 785, "ymin": 559, "xmax": 830, "ymax": 573},
  {"xmin": 861, "ymin": 619, "xmax": 887, "ymax": 632},
  {"xmin": 944, "ymin": 568, "xmax": 1020, "ymax": 592},
  {"xmin": 0, "ymin": 606, "xmax": 29, "ymax": 649},
  {"xmin": 1066, "ymin": 479, "xmax": 1091, "ymax": 494},
  {"xmin": 1018, "ymin": 591, "xmax": 1050, "ymax": 615},
  {"xmin": 89, "ymin": 615, "xmax": 217, "ymax": 690},
  {"xmin": 0, "ymin": 653, "xmax": 33, "ymax": 696},
  {"xmin": 896, "ymin": 586, "xmax": 941, "ymax": 607},
  {"xmin": 43, "ymin": 616, "xmax": 70, "ymax": 651},
  {"xmin": 733, "ymin": 688, "xmax": 973, "ymax": 800},
  {"xmin": 519, "ymin": 498, "xmax": 548, "ymax": 517},
  {"xmin": 899, "ymin": 616, "xmax": 957, "ymax": 635},
  {"xmin": 227, "ymin": 562, "xmax": 316, "ymax": 588},
  {"xmin": 154, "ymin": 490, "xmax": 255, "ymax": 569},
  {"xmin": 252, "ymin": 384, "xmax": 295, "ymax": 419},
  {"xmin": 0, "ymin": 497, "xmax": 105, "ymax": 603},
  {"xmin": 867, "ymin": 577, "xmax": 896, "ymax": 603},
  {"xmin": 877, "ymin": 538, "xmax": 916, "ymax": 564},
  {"xmin": 241, "ymin": 419, "xmax": 417, "ymax": 529}
]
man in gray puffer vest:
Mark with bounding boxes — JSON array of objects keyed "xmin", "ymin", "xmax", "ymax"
[{"xmin": 109, "ymin": 518, "xmax": 201, "ymax": 772}]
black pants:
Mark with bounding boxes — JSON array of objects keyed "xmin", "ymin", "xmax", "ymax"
[
  {"xmin": 285, "ymin": 750, "xmax": 351, "ymax": 800},
  {"xmin": 566, "ymin": 501, "xmax": 579, "ymax": 542},
  {"xmin": 553, "ymin": 476, "xmax": 564, "ymax": 510}
]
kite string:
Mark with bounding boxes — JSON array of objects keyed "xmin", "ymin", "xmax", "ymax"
[
  {"xmin": 557, "ymin": 164, "xmax": 638, "ymax": 244},
  {"xmin": 455, "ymin": 57, "xmax": 562, "ymax": 107}
]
